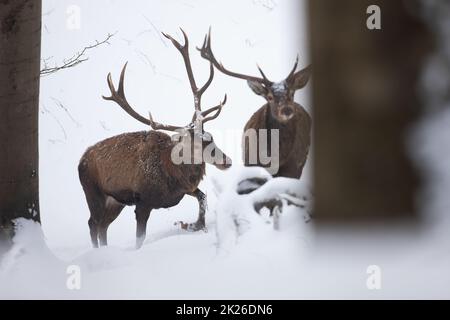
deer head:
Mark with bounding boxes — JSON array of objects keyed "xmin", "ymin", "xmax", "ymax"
[
  {"xmin": 198, "ymin": 29, "xmax": 311, "ymax": 123},
  {"xmin": 102, "ymin": 29, "xmax": 231, "ymax": 170}
]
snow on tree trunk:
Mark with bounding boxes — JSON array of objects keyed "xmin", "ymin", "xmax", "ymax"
[{"xmin": 0, "ymin": 0, "xmax": 42, "ymax": 255}]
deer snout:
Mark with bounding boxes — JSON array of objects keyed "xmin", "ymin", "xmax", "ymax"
[
  {"xmin": 282, "ymin": 107, "xmax": 293, "ymax": 116},
  {"xmin": 204, "ymin": 144, "xmax": 232, "ymax": 170},
  {"xmin": 278, "ymin": 107, "xmax": 294, "ymax": 122},
  {"xmin": 215, "ymin": 155, "xmax": 232, "ymax": 170}
]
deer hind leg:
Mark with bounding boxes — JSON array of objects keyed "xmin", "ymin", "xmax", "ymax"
[
  {"xmin": 82, "ymin": 185, "xmax": 105, "ymax": 249},
  {"xmin": 176, "ymin": 189, "xmax": 207, "ymax": 232},
  {"xmin": 88, "ymin": 217, "xmax": 99, "ymax": 248},
  {"xmin": 135, "ymin": 205, "xmax": 151, "ymax": 249},
  {"xmin": 98, "ymin": 197, "xmax": 125, "ymax": 247}
]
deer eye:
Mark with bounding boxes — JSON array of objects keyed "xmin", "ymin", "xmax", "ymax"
[{"xmin": 267, "ymin": 95, "xmax": 274, "ymax": 101}]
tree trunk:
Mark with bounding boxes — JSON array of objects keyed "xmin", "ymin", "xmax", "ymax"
[
  {"xmin": 0, "ymin": 0, "xmax": 42, "ymax": 254},
  {"xmin": 309, "ymin": 0, "xmax": 433, "ymax": 221}
]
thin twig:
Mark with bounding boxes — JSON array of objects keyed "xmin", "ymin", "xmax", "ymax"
[
  {"xmin": 40, "ymin": 32, "xmax": 116, "ymax": 76},
  {"xmin": 142, "ymin": 15, "xmax": 167, "ymax": 47},
  {"xmin": 50, "ymin": 97, "xmax": 81, "ymax": 128},
  {"xmin": 41, "ymin": 105, "xmax": 67, "ymax": 141}
]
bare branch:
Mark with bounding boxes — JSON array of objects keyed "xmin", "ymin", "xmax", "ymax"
[
  {"xmin": 40, "ymin": 104, "xmax": 67, "ymax": 141},
  {"xmin": 50, "ymin": 97, "xmax": 81, "ymax": 127},
  {"xmin": 40, "ymin": 32, "xmax": 116, "ymax": 76},
  {"xmin": 142, "ymin": 15, "xmax": 168, "ymax": 47}
]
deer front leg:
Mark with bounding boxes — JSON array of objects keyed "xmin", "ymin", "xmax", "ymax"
[
  {"xmin": 176, "ymin": 189, "xmax": 207, "ymax": 232},
  {"xmin": 135, "ymin": 206, "xmax": 151, "ymax": 249}
]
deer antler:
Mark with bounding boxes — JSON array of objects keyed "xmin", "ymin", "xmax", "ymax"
[
  {"xmin": 103, "ymin": 63, "xmax": 185, "ymax": 132},
  {"xmin": 148, "ymin": 113, "xmax": 187, "ymax": 132},
  {"xmin": 198, "ymin": 28, "xmax": 272, "ymax": 85},
  {"xmin": 202, "ymin": 94, "xmax": 227, "ymax": 124},
  {"xmin": 286, "ymin": 55, "xmax": 299, "ymax": 81},
  {"xmin": 163, "ymin": 29, "xmax": 226, "ymax": 127},
  {"xmin": 162, "ymin": 29, "xmax": 214, "ymax": 113},
  {"xmin": 103, "ymin": 30, "xmax": 227, "ymax": 134}
]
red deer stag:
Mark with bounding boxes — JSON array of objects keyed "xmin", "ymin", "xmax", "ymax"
[
  {"xmin": 79, "ymin": 30, "xmax": 231, "ymax": 249},
  {"xmin": 198, "ymin": 30, "xmax": 311, "ymax": 179}
]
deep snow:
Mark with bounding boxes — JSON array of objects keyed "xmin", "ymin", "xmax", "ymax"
[{"xmin": 0, "ymin": 166, "xmax": 314, "ymax": 299}]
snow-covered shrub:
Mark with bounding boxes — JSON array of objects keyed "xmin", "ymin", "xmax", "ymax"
[{"xmin": 212, "ymin": 166, "xmax": 313, "ymax": 256}]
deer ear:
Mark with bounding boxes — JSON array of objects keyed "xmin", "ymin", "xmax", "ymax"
[
  {"xmin": 247, "ymin": 80, "xmax": 268, "ymax": 96},
  {"xmin": 292, "ymin": 65, "xmax": 311, "ymax": 90}
]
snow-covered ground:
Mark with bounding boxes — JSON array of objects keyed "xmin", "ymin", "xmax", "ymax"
[{"xmin": 0, "ymin": 166, "xmax": 314, "ymax": 299}]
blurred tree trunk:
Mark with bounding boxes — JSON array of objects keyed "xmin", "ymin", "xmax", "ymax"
[
  {"xmin": 309, "ymin": 0, "xmax": 433, "ymax": 221},
  {"xmin": 0, "ymin": 0, "xmax": 42, "ymax": 254}
]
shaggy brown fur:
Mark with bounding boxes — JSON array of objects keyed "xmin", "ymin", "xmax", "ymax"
[
  {"xmin": 243, "ymin": 103, "xmax": 311, "ymax": 178},
  {"xmin": 197, "ymin": 30, "xmax": 312, "ymax": 179},
  {"xmin": 80, "ymin": 30, "xmax": 231, "ymax": 249},
  {"xmin": 79, "ymin": 131, "xmax": 205, "ymax": 208},
  {"xmin": 78, "ymin": 130, "xmax": 223, "ymax": 249}
]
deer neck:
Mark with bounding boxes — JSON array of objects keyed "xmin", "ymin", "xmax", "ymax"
[
  {"xmin": 264, "ymin": 104, "xmax": 298, "ymax": 161},
  {"xmin": 161, "ymin": 144, "xmax": 205, "ymax": 192}
]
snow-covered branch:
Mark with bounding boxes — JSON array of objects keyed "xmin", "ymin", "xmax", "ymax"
[{"xmin": 213, "ymin": 167, "xmax": 313, "ymax": 253}]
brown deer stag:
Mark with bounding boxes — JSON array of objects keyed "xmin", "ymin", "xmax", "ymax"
[
  {"xmin": 198, "ymin": 30, "xmax": 311, "ymax": 179},
  {"xmin": 79, "ymin": 30, "xmax": 231, "ymax": 249}
]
